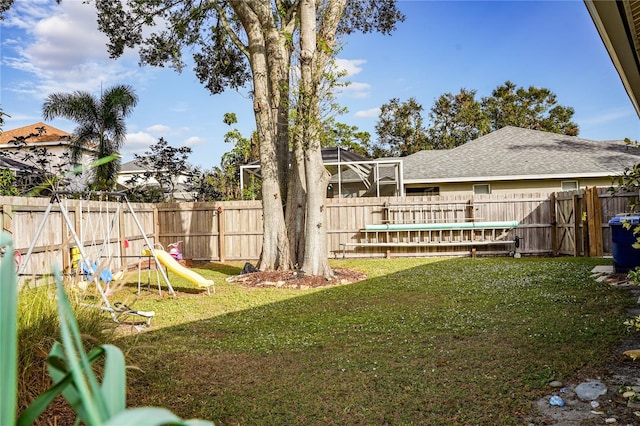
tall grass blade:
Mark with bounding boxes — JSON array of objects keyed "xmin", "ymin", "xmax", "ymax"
[
  {"xmin": 104, "ymin": 407, "xmax": 213, "ymax": 426},
  {"xmin": 0, "ymin": 232, "xmax": 18, "ymax": 426},
  {"xmin": 17, "ymin": 345, "xmax": 105, "ymax": 426},
  {"xmin": 99, "ymin": 344, "xmax": 127, "ymax": 417},
  {"xmin": 53, "ymin": 266, "xmax": 107, "ymax": 424},
  {"xmin": 45, "ymin": 344, "xmax": 107, "ymax": 422},
  {"xmin": 70, "ymin": 153, "xmax": 120, "ymax": 175}
]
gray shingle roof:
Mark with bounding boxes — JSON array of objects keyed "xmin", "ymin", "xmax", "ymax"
[
  {"xmin": 119, "ymin": 160, "xmax": 145, "ymax": 173},
  {"xmin": 402, "ymin": 126, "xmax": 640, "ymax": 182},
  {"xmin": 0, "ymin": 156, "xmax": 37, "ymax": 172}
]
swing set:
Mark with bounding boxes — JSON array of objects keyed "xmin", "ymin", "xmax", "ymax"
[{"xmin": 18, "ymin": 191, "xmax": 176, "ymax": 325}]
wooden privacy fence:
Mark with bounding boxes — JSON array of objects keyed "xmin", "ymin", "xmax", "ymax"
[
  {"xmin": 0, "ymin": 195, "xmax": 157, "ymax": 281},
  {"xmin": 0, "ymin": 188, "xmax": 637, "ymax": 272}
]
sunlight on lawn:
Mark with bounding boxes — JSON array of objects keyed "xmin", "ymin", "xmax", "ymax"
[{"xmin": 105, "ymin": 257, "xmax": 448, "ymax": 330}]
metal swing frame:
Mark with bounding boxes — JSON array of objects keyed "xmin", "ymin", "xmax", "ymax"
[{"xmin": 18, "ymin": 191, "xmax": 176, "ymax": 321}]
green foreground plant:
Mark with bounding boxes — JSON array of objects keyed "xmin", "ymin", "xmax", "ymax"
[
  {"xmin": 16, "ymin": 283, "xmax": 106, "ymax": 421},
  {"xmin": 0, "ymin": 232, "xmax": 213, "ymax": 426},
  {"xmin": 1, "ymin": 232, "xmax": 18, "ymax": 426}
]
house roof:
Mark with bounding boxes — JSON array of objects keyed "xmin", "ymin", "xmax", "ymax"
[
  {"xmin": 119, "ymin": 160, "xmax": 144, "ymax": 173},
  {"xmin": 0, "ymin": 122, "xmax": 72, "ymax": 145},
  {"xmin": 244, "ymin": 147, "xmax": 369, "ymax": 168},
  {"xmin": 402, "ymin": 126, "xmax": 640, "ymax": 183},
  {"xmin": 0, "ymin": 156, "xmax": 37, "ymax": 172},
  {"xmin": 321, "ymin": 147, "xmax": 369, "ymax": 163},
  {"xmin": 118, "ymin": 159, "xmax": 193, "ymax": 178}
]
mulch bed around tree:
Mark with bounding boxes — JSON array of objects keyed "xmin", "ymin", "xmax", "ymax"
[{"xmin": 225, "ymin": 268, "xmax": 367, "ymax": 289}]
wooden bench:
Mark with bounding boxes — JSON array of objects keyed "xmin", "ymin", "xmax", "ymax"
[{"xmin": 341, "ymin": 220, "xmax": 519, "ymax": 258}]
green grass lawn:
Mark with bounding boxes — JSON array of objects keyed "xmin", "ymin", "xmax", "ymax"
[{"xmin": 105, "ymin": 257, "xmax": 634, "ymax": 425}]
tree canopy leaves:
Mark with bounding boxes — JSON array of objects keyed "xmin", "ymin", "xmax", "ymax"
[
  {"xmin": 126, "ymin": 137, "xmax": 192, "ymax": 202},
  {"xmin": 482, "ymin": 81, "xmax": 578, "ymax": 136},
  {"xmin": 373, "ymin": 97, "xmax": 428, "ymax": 157},
  {"xmin": 374, "ymin": 81, "xmax": 579, "ymax": 156}
]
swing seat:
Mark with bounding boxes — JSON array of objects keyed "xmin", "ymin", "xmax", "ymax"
[
  {"xmin": 82, "ymin": 260, "xmax": 113, "ymax": 283},
  {"xmin": 111, "ymin": 302, "xmax": 155, "ymax": 326}
]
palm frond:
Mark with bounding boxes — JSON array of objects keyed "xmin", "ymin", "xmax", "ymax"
[{"xmin": 42, "ymin": 84, "xmax": 138, "ymax": 190}]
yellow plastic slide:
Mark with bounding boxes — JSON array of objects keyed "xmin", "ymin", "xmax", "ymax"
[{"xmin": 143, "ymin": 248, "xmax": 215, "ymax": 293}]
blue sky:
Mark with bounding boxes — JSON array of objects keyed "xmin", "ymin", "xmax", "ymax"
[{"xmin": 1, "ymin": 0, "xmax": 639, "ymax": 168}]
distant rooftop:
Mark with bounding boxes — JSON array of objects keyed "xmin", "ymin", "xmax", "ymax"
[
  {"xmin": 0, "ymin": 122, "xmax": 72, "ymax": 145},
  {"xmin": 402, "ymin": 126, "xmax": 638, "ymax": 182}
]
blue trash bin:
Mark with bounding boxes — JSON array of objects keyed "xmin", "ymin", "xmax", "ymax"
[{"xmin": 608, "ymin": 215, "xmax": 640, "ymax": 273}]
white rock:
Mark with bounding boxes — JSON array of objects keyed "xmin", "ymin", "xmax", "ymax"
[{"xmin": 575, "ymin": 381, "xmax": 607, "ymax": 401}]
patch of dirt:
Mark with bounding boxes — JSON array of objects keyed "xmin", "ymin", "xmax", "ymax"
[
  {"xmin": 225, "ymin": 268, "xmax": 367, "ymax": 289},
  {"xmin": 527, "ymin": 278, "xmax": 640, "ymax": 425}
]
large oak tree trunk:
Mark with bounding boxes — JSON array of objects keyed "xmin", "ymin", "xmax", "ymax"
[
  {"xmin": 285, "ymin": 136, "xmax": 307, "ymax": 268},
  {"xmin": 301, "ymin": 147, "xmax": 332, "ymax": 277},
  {"xmin": 296, "ymin": 0, "xmax": 339, "ymax": 278},
  {"xmin": 233, "ymin": 1, "xmax": 291, "ymax": 271}
]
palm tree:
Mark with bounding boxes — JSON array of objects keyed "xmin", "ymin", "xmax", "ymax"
[{"xmin": 42, "ymin": 85, "xmax": 138, "ymax": 190}]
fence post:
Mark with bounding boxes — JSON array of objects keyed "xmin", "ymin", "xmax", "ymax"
[
  {"xmin": 573, "ymin": 194, "xmax": 581, "ymax": 256},
  {"xmin": 581, "ymin": 193, "xmax": 590, "ymax": 256},
  {"xmin": 549, "ymin": 192, "xmax": 557, "ymax": 256},
  {"xmin": 466, "ymin": 197, "xmax": 475, "ymax": 222},
  {"xmin": 586, "ymin": 186, "xmax": 604, "ymax": 257},
  {"xmin": 118, "ymin": 206, "xmax": 126, "ymax": 270},
  {"xmin": 153, "ymin": 206, "xmax": 159, "ymax": 246},
  {"xmin": 2, "ymin": 204, "xmax": 12, "ymax": 235},
  {"xmin": 217, "ymin": 206, "xmax": 225, "ymax": 262}
]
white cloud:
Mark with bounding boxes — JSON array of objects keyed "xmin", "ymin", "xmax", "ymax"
[
  {"xmin": 332, "ymin": 59, "xmax": 370, "ymax": 98},
  {"xmin": 354, "ymin": 108, "xmax": 380, "ymax": 118},
  {"xmin": 122, "ymin": 132, "xmax": 156, "ymax": 156},
  {"xmin": 339, "ymin": 81, "xmax": 372, "ymax": 99},
  {"xmin": 335, "ymin": 58, "xmax": 366, "ymax": 77},
  {"xmin": 183, "ymin": 136, "xmax": 205, "ymax": 147},
  {"xmin": 2, "ymin": 1, "xmax": 144, "ymax": 99},
  {"xmin": 144, "ymin": 124, "xmax": 192, "ymax": 139},
  {"xmin": 28, "ymin": 6, "xmax": 109, "ymax": 70},
  {"xmin": 146, "ymin": 124, "xmax": 172, "ymax": 136},
  {"xmin": 578, "ymin": 108, "xmax": 635, "ymax": 126},
  {"xmin": 2, "ymin": 0, "xmax": 53, "ymax": 31}
]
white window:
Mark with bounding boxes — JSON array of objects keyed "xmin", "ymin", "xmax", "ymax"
[
  {"xmin": 473, "ymin": 184, "xmax": 491, "ymax": 195},
  {"xmin": 561, "ymin": 180, "xmax": 578, "ymax": 191}
]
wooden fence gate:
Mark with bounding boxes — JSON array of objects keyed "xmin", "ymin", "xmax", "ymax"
[
  {"xmin": 554, "ymin": 187, "xmax": 635, "ymax": 257},
  {"xmin": 553, "ymin": 191, "xmax": 585, "ymax": 256}
]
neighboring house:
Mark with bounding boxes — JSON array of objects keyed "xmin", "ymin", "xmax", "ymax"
[
  {"xmin": 117, "ymin": 159, "xmax": 194, "ymax": 201},
  {"xmin": 0, "ymin": 122, "xmax": 94, "ymax": 192},
  {"xmin": 0, "ymin": 156, "xmax": 40, "ymax": 190},
  {"xmin": 240, "ymin": 128, "xmax": 639, "ymax": 198},
  {"xmin": 402, "ymin": 126, "xmax": 640, "ymax": 196},
  {"xmin": 240, "ymin": 147, "xmax": 404, "ymax": 198}
]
